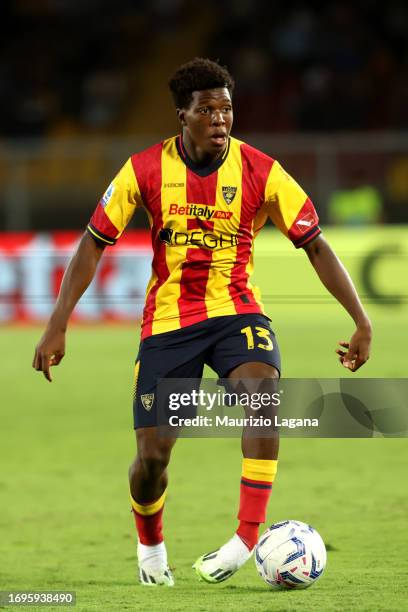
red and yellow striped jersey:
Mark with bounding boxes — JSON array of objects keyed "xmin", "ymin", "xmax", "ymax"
[{"xmin": 87, "ymin": 135, "xmax": 320, "ymax": 339}]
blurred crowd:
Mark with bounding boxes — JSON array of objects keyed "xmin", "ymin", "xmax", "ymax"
[
  {"xmin": 1, "ymin": 1, "xmax": 407, "ymax": 229},
  {"xmin": 0, "ymin": 0, "xmax": 186, "ymax": 137},
  {"xmin": 208, "ymin": 0, "xmax": 408, "ymax": 132},
  {"xmin": 1, "ymin": 0, "xmax": 407, "ymax": 137}
]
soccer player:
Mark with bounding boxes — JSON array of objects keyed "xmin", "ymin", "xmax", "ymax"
[{"xmin": 33, "ymin": 58, "xmax": 372, "ymax": 587}]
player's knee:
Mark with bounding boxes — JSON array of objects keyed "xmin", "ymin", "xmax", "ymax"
[
  {"xmin": 254, "ymin": 363, "xmax": 280, "ymax": 380},
  {"xmin": 133, "ymin": 433, "xmax": 173, "ymax": 479},
  {"xmin": 229, "ymin": 362, "xmax": 279, "ymax": 381},
  {"xmin": 129, "ymin": 452, "xmax": 169, "ymax": 481},
  {"xmin": 230, "ymin": 364, "xmax": 279, "ymax": 394},
  {"xmin": 137, "ymin": 451, "xmax": 170, "ymax": 480}
]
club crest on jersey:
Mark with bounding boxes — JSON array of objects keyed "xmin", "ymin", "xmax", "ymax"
[
  {"xmin": 141, "ymin": 394, "xmax": 154, "ymax": 411},
  {"xmin": 222, "ymin": 186, "xmax": 237, "ymax": 205}
]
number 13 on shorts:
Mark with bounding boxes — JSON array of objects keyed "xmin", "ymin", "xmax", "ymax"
[{"xmin": 240, "ymin": 325, "xmax": 274, "ymax": 351}]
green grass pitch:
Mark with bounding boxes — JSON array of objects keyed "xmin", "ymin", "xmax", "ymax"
[{"xmin": 1, "ymin": 229, "xmax": 408, "ymax": 611}]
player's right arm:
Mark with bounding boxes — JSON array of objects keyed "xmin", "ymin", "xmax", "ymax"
[
  {"xmin": 33, "ymin": 233, "xmax": 105, "ymax": 382},
  {"xmin": 33, "ymin": 156, "xmax": 143, "ymax": 382}
]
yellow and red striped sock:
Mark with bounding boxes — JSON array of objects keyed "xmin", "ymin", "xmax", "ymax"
[
  {"xmin": 237, "ymin": 458, "xmax": 278, "ymax": 550},
  {"xmin": 131, "ymin": 490, "xmax": 166, "ymax": 545}
]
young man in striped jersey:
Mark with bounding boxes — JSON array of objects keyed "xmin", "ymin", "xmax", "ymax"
[{"xmin": 33, "ymin": 58, "xmax": 372, "ymax": 586}]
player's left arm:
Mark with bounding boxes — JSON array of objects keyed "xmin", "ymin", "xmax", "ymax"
[
  {"xmin": 263, "ymin": 159, "xmax": 372, "ymax": 371},
  {"xmin": 303, "ymin": 234, "xmax": 372, "ymax": 372}
]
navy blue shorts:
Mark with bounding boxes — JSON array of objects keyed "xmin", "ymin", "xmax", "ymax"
[{"xmin": 132, "ymin": 313, "xmax": 281, "ymax": 429}]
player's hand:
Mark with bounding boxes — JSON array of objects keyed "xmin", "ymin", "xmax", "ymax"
[
  {"xmin": 32, "ymin": 328, "xmax": 66, "ymax": 382},
  {"xmin": 335, "ymin": 325, "xmax": 372, "ymax": 372}
]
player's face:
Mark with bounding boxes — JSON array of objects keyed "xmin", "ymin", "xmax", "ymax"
[{"xmin": 178, "ymin": 88, "xmax": 233, "ymax": 160}]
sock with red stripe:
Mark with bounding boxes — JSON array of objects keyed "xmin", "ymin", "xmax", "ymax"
[
  {"xmin": 237, "ymin": 458, "xmax": 278, "ymax": 551},
  {"xmin": 131, "ymin": 490, "xmax": 166, "ymax": 545}
]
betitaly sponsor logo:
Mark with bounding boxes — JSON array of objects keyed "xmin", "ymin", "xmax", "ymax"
[
  {"xmin": 169, "ymin": 203, "xmax": 232, "ymax": 220},
  {"xmin": 222, "ymin": 186, "xmax": 237, "ymax": 205}
]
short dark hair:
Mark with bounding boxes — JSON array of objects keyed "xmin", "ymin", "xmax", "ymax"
[{"xmin": 168, "ymin": 57, "xmax": 234, "ymax": 109}]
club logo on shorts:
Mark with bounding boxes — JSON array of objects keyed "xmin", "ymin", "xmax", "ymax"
[
  {"xmin": 141, "ymin": 393, "xmax": 154, "ymax": 411},
  {"xmin": 222, "ymin": 186, "xmax": 237, "ymax": 205}
]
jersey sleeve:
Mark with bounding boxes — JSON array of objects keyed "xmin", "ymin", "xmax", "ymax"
[
  {"xmin": 87, "ymin": 157, "xmax": 143, "ymax": 246},
  {"xmin": 262, "ymin": 161, "xmax": 321, "ymax": 248}
]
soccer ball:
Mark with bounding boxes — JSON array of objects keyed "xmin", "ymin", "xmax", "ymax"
[{"xmin": 255, "ymin": 520, "xmax": 326, "ymax": 589}]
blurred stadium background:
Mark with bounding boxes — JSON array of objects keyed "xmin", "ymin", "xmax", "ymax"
[
  {"xmin": 0, "ymin": 0, "xmax": 407, "ymax": 324},
  {"xmin": 1, "ymin": 2, "xmax": 407, "ymax": 610}
]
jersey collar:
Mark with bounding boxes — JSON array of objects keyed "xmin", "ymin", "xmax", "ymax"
[{"xmin": 176, "ymin": 134, "xmax": 230, "ymax": 177}]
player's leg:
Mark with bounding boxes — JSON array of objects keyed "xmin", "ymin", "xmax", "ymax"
[
  {"xmin": 194, "ymin": 314, "xmax": 280, "ymax": 583},
  {"xmin": 231, "ymin": 361, "xmax": 279, "ymax": 552},
  {"xmin": 129, "ymin": 428, "xmax": 177, "ymax": 586},
  {"xmin": 129, "ymin": 325, "xmax": 207, "ymax": 586},
  {"xmin": 194, "ymin": 363, "xmax": 279, "ymax": 583},
  {"xmin": 130, "ymin": 427, "xmax": 177, "ymax": 503}
]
